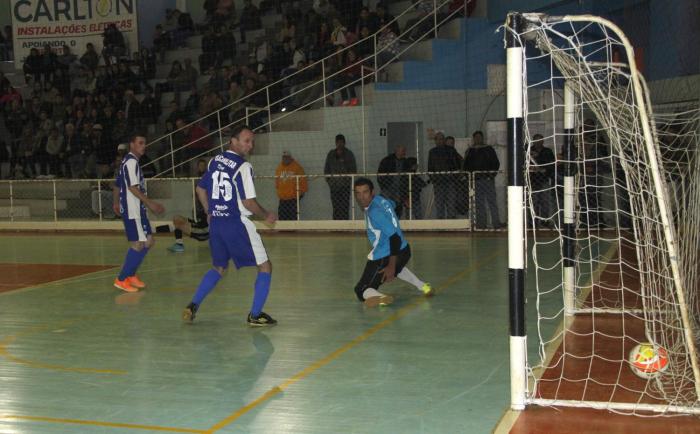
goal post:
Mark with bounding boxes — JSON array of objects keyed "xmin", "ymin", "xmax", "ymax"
[{"xmin": 506, "ymin": 12, "xmax": 700, "ymax": 415}]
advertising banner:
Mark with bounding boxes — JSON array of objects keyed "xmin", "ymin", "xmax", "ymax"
[{"xmin": 11, "ymin": 0, "xmax": 138, "ymax": 66}]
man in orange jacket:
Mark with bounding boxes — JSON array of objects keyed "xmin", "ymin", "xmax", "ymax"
[{"xmin": 275, "ymin": 150, "xmax": 308, "ymax": 220}]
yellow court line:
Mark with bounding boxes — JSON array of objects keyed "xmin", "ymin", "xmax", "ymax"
[
  {"xmin": 205, "ymin": 250, "xmax": 502, "ymax": 434},
  {"xmin": 2, "ymin": 415, "xmax": 204, "ymax": 433}
]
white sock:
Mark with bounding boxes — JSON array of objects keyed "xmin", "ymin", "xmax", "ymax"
[
  {"xmin": 397, "ymin": 267, "xmax": 425, "ymax": 291},
  {"xmin": 175, "ymin": 239, "xmax": 183, "ymax": 245},
  {"xmin": 362, "ymin": 288, "xmax": 386, "ymax": 300}
]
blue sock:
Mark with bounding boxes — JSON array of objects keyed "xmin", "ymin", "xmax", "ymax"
[
  {"xmin": 192, "ymin": 269, "xmax": 222, "ymax": 305},
  {"xmin": 251, "ymin": 272, "xmax": 272, "ymax": 317},
  {"xmin": 118, "ymin": 248, "xmax": 143, "ymax": 280}
]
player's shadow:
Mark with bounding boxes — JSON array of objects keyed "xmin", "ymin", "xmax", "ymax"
[{"xmin": 184, "ymin": 328, "xmax": 282, "ymax": 416}]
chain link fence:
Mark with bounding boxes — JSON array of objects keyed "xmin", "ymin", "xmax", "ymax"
[{"xmin": 0, "ymin": 171, "xmax": 510, "ymax": 229}]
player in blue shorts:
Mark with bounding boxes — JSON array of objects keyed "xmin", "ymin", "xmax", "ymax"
[
  {"xmin": 112, "ymin": 133, "xmax": 165, "ymax": 292},
  {"xmin": 352, "ymin": 177, "xmax": 434, "ymax": 307},
  {"xmin": 183, "ymin": 125, "xmax": 278, "ymax": 326}
]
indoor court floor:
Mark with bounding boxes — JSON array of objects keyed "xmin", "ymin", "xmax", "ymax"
[
  {"xmin": 2, "ymin": 232, "xmax": 700, "ymax": 434},
  {"xmin": 0, "ymin": 232, "xmax": 513, "ymax": 433}
]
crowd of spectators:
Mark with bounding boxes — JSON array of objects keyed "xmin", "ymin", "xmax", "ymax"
[{"xmin": 0, "ymin": 0, "xmax": 469, "ymax": 180}]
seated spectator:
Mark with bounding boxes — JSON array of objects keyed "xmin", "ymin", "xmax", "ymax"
[
  {"xmin": 102, "ymin": 24, "xmax": 126, "ymax": 65},
  {"xmin": 330, "ymin": 18, "xmax": 348, "ymax": 47},
  {"xmin": 356, "ymin": 7, "xmax": 379, "ymax": 35},
  {"xmin": 199, "ymin": 88, "xmax": 223, "ymax": 130},
  {"xmin": 56, "ymin": 46, "xmax": 78, "ymax": 73},
  {"xmin": 175, "ymin": 118, "xmax": 213, "ymax": 174},
  {"xmin": 14, "ymin": 127, "xmax": 38, "ymax": 178},
  {"xmin": 278, "ymin": 14, "xmax": 297, "ymax": 43},
  {"xmin": 156, "ymin": 60, "xmax": 190, "ymax": 104},
  {"xmin": 207, "ymin": 67, "xmax": 228, "ymax": 94},
  {"xmin": 355, "ymin": 26, "xmax": 373, "ymax": 59},
  {"xmin": 1, "ymin": 85, "xmax": 22, "ymax": 113},
  {"xmin": 219, "ymin": 25, "xmax": 237, "ymax": 62},
  {"xmin": 334, "ymin": 48, "xmax": 363, "ymax": 105},
  {"xmin": 405, "ymin": 0, "xmax": 435, "ymax": 41},
  {"xmin": 63, "ymin": 123, "xmax": 84, "ymax": 178},
  {"xmin": 166, "ymin": 100, "xmax": 187, "ymax": 127},
  {"xmin": 0, "ymin": 25, "xmax": 12, "ymax": 61},
  {"xmin": 239, "ymin": 0, "xmax": 262, "ymax": 43},
  {"xmin": 152, "ymin": 25, "xmax": 171, "ymax": 63},
  {"xmin": 376, "ymin": 26, "xmax": 400, "ymax": 69},
  {"xmin": 39, "ymin": 45, "xmax": 57, "ymax": 87},
  {"xmin": 41, "ymin": 127, "xmax": 64, "ymax": 176},
  {"xmin": 53, "ymin": 68, "xmax": 71, "ymax": 97},
  {"xmin": 183, "ymin": 87, "xmax": 200, "ymax": 120},
  {"xmin": 23, "ymin": 48, "xmax": 42, "ymax": 85},
  {"xmin": 173, "ymin": 10, "xmax": 195, "ymax": 48},
  {"xmin": 80, "ymin": 43, "xmax": 100, "ymax": 70},
  {"xmin": 140, "ymin": 87, "xmax": 160, "ymax": 126},
  {"xmin": 199, "ymin": 27, "xmax": 218, "ymax": 73},
  {"xmin": 122, "ymin": 89, "xmax": 141, "ymax": 131},
  {"xmin": 314, "ymin": 22, "xmax": 334, "ymax": 59},
  {"xmin": 182, "ymin": 58, "xmax": 199, "ymax": 89},
  {"xmin": 375, "ymin": 3, "xmax": 400, "ymax": 36},
  {"xmin": 91, "ymin": 124, "xmax": 111, "ymax": 176},
  {"xmin": 117, "ymin": 62, "xmax": 139, "ymax": 91}
]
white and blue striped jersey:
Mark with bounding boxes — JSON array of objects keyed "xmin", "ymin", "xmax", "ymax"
[
  {"xmin": 198, "ymin": 150, "xmax": 256, "ymax": 218},
  {"xmin": 118, "ymin": 153, "xmax": 147, "ymax": 219},
  {"xmin": 365, "ymin": 195, "xmax": 408, "ymax": 260}
]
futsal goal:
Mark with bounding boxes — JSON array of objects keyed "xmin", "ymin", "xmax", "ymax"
[{"xmin": 505, "ymin": 12, "xmax": 700, "ymax": 415}]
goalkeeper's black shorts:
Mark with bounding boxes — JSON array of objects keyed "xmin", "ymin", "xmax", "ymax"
[{"xmin": 354, "ymin": 245, "xmax": 411, "ymax": 301}]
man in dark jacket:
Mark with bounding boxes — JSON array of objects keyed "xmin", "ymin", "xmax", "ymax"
[
  {"xmin": 427, "ymin": 131, "xmax": 461, "ymax": 219},
  {"xmin": 464, "ymin": 130, "xmax": 503, "ymax": 229},
  {"xmin": 324, "ymin": 134, "xmax": 357, "ymax": 220},
  {"xmin": 529, "ymin": 134, "xmax": 555, "ymax": 227},
  {"xmin": 377, "ymin": 145, "xmax": 408, "ymax": 217}
]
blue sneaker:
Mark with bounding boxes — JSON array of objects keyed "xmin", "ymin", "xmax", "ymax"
[{"xmin": 167, "ymin": 243, "xmax": 184, "ymax": 253}]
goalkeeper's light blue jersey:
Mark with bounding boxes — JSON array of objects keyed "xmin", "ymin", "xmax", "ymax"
[{"xmin": 365, "ymin": 195, "xmax": 408, "ymax": 260}]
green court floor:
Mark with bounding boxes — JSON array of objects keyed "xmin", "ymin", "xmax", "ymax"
[{"xmin": 0, "ymin": 232, "xmax": 514, "ymax": 433}]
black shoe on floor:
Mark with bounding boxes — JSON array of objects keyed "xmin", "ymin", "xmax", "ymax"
[
  {"xmin": 183, "ymin": 302, "xmax": 198, "ymax": 323},
  {"xmin": 247, "ymin": 311, "xmax": 277, "ymax": 327}
]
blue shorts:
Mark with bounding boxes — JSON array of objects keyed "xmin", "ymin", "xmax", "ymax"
[
  {"xmin": 209, "ymin": 216, "xmax": 268, "ymax": 269},
  {"xmin": 123, "ymin": 217, "xmax": 152, "ymax": 242}
]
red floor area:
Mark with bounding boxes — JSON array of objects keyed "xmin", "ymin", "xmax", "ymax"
[
  {"xmin": 510, "ymin": 406, "xmax": 700, "ymax": 434},
  {"xmin": 510, "ymin": 241, "xmax": 700, "ymax": 432},
  {"xmin": 0, "ymin": 263, "xmax": 115, "ymax": 293}
]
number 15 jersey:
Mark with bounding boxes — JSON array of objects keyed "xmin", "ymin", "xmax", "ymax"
[{"xmin": 198, "ymin": 150, "xmax": 256, "ymax": 219}]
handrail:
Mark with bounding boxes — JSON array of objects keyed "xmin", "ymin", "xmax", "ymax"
[
  {"xmin": 144, "ymin": 1, "xmax": 429, "ymax": 150},
  {"xmin": 145, "ymin": 0, "xmax": 469, "ymax": 177},
  {"xmin": 145, "ymin": 0, "xmax": 443, "ymax": 150}
]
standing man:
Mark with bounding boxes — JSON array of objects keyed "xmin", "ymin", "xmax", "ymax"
[
  {"xmin": 427, "ymin": 130, "xmax": 461, "ymax": 219},
  {"xmin": 275, "ymin": 150, "xmax": 308, "ymax": 221},
  {"xmin": 529, "ymin": 134, "xmax": 555, "ymax": 227},
  {"xmin": 324, "ymin": 134, "xmax": 357, "ymax": 220},
  {"xmin": 183, "ymin": 125, "xmax": 278, "ymax": 326},
  {"xmin": 464, "ymin": 131, "xmax": 503, "ymax": 229},
  {"xmin": 112, "ymin": 133, "xmax": 165, "ymax": 293},
  {"xmin": 352, "ymin": 178, "xmax": 433, "ymax": 307},
  {"xmin": 377, "ymin": 145, "xmax": 408, "ymax": 217}
]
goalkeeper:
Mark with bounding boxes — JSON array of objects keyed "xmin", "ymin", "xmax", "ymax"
[{"xmin": 352, "ymin": 177, "xmax": 434, "ymax": 307}]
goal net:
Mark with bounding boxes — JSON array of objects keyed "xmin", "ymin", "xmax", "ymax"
[{"xmin": 506, "ymin": 12, "xmax": 700, "ymax": 415}]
